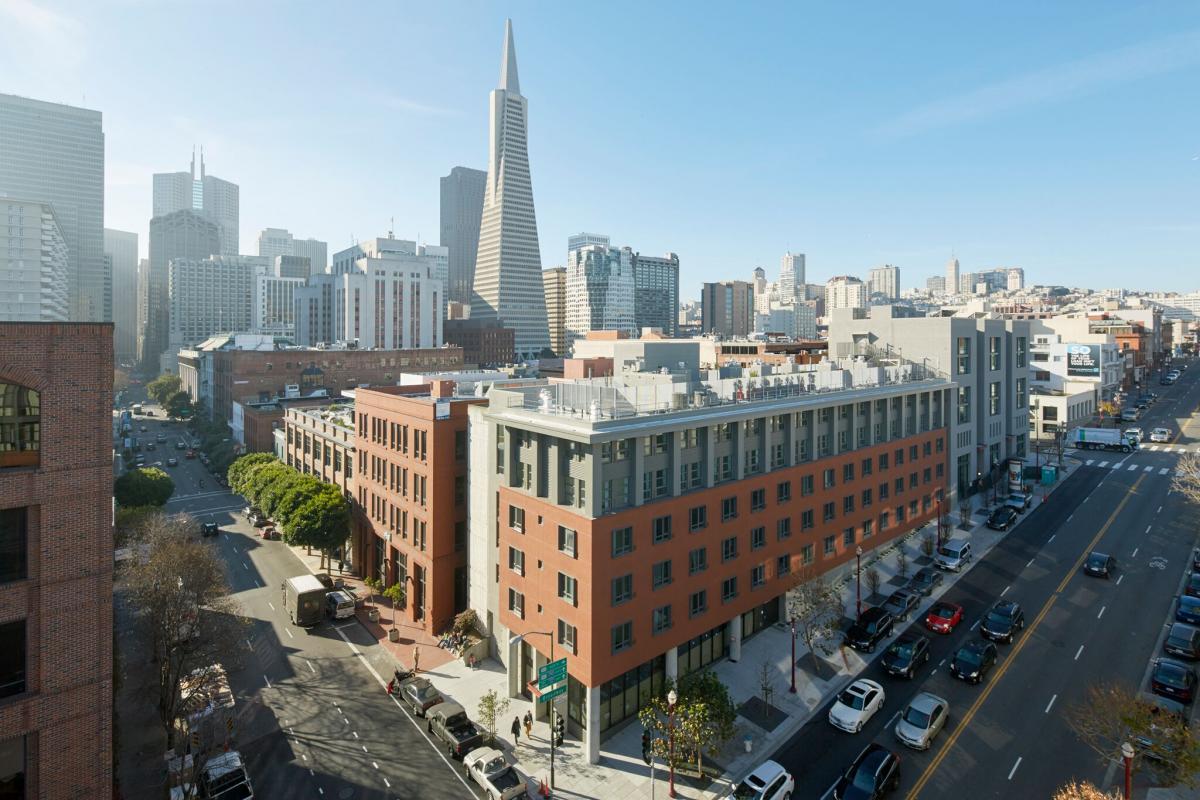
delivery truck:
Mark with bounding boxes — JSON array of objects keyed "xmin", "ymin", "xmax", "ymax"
[
  {"xmin": 1067, "ymin": 427, "xmax": 1137, "ymax": 453},
  {"xmin": 282, "ymin": 574, "xmax": 326, "ymax": 627}
]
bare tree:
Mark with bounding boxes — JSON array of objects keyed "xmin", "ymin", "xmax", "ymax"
[
  {"xmin": 1172, "ymin": 452, "xmax": 1200, "ymax": 505},
  {"xmin": 785, "ymin": 566, "xmax": 845, "ymax": 671},
  {"xmin": 895, "ymin": 548, "xmax": 910, "ymax": 580},
  {"xmin": 1052, "ymin": 781, "xmax": 1122, "ymax": 800},
  {"xmin": 758, "ymin": 660, "xmax": 776, "ymax": 719},
  {"xmin": 865, "ymin": 566, "xmax": 881, "ymax": 600}
]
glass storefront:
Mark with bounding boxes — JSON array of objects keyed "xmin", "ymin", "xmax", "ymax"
[
  {"xmin": 678, "ymin": 622, "xmax": 729, "ymax": 678},
  {"xmin": 741, "ymin": 597, "xmax": 781, "ymax": 639},
  {"xmin": 594, "ymin": 654, "xmax": 667, "ymax": 733}
]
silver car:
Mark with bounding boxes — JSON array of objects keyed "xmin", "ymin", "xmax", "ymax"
[{"xmin": 894, "ymin": 692, "xmax": 948, "ymax": 751}]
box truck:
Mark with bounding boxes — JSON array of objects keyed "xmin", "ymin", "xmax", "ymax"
[
  {"xmin": 282, "ymin": 574, "xmax": 326, "ymax": 627},
  {"xmin": 1067, "ymin": 427, "xmax": 1137, "ymax": 453}
]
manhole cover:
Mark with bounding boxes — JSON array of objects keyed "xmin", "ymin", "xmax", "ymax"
[{"xmin": 339, "ymin": 789, "xmax": 355, "ymax": 799}]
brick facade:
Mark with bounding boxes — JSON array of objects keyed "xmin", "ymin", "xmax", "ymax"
[{"xmin": 0, "ymin": 322, "xmax": 114, "ymax": 799}]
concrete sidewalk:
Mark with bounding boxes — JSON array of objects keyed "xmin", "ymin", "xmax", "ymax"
[{"xmin": 280, "ymin": 461, "xmax": 1080, "ymax": 799}]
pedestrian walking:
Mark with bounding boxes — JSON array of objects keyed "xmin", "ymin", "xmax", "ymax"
[
  {"xmin": 413, "ymin": 645, "xmax": 421, "ymax": 674},
  {"xmin": 511, "ymin": 716, "xmax": 522, "ymax": 747},
  {"xmin": 523, "ymin": 710, "xmax": 532, "ymax": 739}
]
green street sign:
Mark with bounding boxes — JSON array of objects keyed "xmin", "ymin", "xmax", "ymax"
[
  {"xmin": 539, "ymin": 685, "xmax": 566, "ymax": 703},
  {"xmin": 538, "ymin": 657, "xmax": 568, "ymax": 689}
]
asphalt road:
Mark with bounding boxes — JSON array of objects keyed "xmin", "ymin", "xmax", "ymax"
[
  {"xmin": 768, "ymin": 359, "xmax": 1200, "ymax": 799},
  {"xmin": 120, "ymin": 406, "xmax": 482, "ymax": 800}
]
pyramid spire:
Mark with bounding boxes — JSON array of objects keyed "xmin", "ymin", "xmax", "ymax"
[{"xmin": 499, "ymin": 18, "xmax": 520, "ymax": 93}]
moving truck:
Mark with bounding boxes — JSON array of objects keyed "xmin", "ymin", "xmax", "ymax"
[{"xmin": 282, "ymin": 574, "xmax": 326, "ymax": 626}]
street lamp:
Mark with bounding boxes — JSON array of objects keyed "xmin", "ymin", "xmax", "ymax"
[
  {"xmin": 855, "ymin": 546, "xmax": 863, "ymax": 619},
  {"xmin": 788, "ymin": 618, "xmax": 797, "ymax": 694},
  {"xmin": 509, "ymin": 631, "xmax": 559, "ymax": 789},
  {"xmin": 1121, "ymin": 741, "xmax": 1134, "ymax": 799},
  {"xmin": 667, "ymin": 688, "xmax": 678, "ymax": 799}
]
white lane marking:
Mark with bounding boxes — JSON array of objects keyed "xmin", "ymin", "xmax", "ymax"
[
  {"xmin": 1128, "ymin": 464, "xmax": 1139, "ymax": 471},
  {"xmin": 1098, "ymin": 606, "xmax": 1106, "ymax": 620},
  {"xmin": 1026, "ymin": 557, "xmax": 1036, "ymax": 568},
  {"xmin": 1075, "ymin": 645, "xmax": 1085, "ymax": 661},
  {"xmin": 242, "ymin": 561, "xmax": 249, "ymax": 570},
  {"xmin": 1160, "ymin": 468, "xmax": 1170, "ymax": 475},
  {"xmin": 268, "ymin": 602, "xmax": 275, "ymax": 611},
  {"xmin": 1132, "ymin": 547, "xmax": 1139, "ymax": 558},
  {"xmin": 1146, "ymin": 525, "xmax": 1153, "ymax": 534},
  {"xmin": 383, "ymin": 777, "xmax": 391, "ymax": 788},
  {"xmin": 246, "ymin": 638, "xmax": 253, "ymax": 650},
  {"xmin": 362, "ymin": 744, "xmax": 369, "ymax": 754},
  {"xmin": 343, "ymin": 717, "xmax": 349, "ymax": 726},
  {"xmin": 306, "ymin": 659, "xmax": 316, "ymax": 673},
  {"xmin": 970, "ymin": 619, "xmax": 981, "ymax": 631},
  {"xmin": 939, "ymin": 659, "xmax": 946, "ymax": 667},
  {"xmin": 1066, "ymin": 515, "xmax": 1073, "ymax": 523},
  {"xmin": 330, "ymin": 624, "xmax": 478, "ymax": 795},
  {"xmin": 1150, "ymin": 446, "xmax": 1160, "ymax": 452},
  {"xmin": 334, "ymin": 622, "xmax": 357, "ymax": 630},
  {"xmin": 1111, "ymin": 463, "xmax": 1122, "ymax": 470},
  {"xmin": 1145, "ymin": 466, "xmax": 1154, "ymax": 472},
  {"xmin": 301, "ymin": 753, "xmax": 308, "ymax": 761},
  {"xmin": 887, "ymin": 710, "xmax": 901, "ymax": 728},
  {"xmin": 930, "ymin": 669, "xmax": 937, "ymax": 676},
  {"xmin": 353, "ymin": 730, "xmax": 359, "ymax": 739},
  {"xmin": 1048, "ymin": 535, "xmax": 1056, "ymax": 543},
  {"xmin": 285, "ymin": 627, "xmax": 293, "ymax": 639},
  {"xmin": 318, "ymin": 789, "xmax": 324, "ymax": 796},
  {"xmin": 264, "ymin": 674, "xmax": 272, "ymax": 688},
  {"xmin": 1117, "ymin": 575, "xmax": 1124, "ymax": 586},
  {"xmin": 1001, "ymin": 585, "xmax": 1010, "ymax": 597},
  {"xmin": 1086, "ymin": 459, "xmax": 1095, "ymax": 466},
  {"xmin": 1008, "ymin": 757, "xmax": 1022, "ymax": 780},
  {"xmin": 1098, "ymin": 461, "xmax": 1109, "ymax": 468},
  {"xmin": 1045, "ymin": 694, "xmax": 1057, "ymax": 713},
  {"xmin": 1157, "ymin": 505, "xmax": 1163, "ymax": 514}
]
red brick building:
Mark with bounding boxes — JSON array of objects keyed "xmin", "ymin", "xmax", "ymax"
[
  {"xmin": 0, "ymin": 322, "xmax": 114, "ymax": 798},
  {"xmin": 282, "ymin": 403, "xmax": 356, "ymax": 499},
  {"xmin": 353, "ymin": 383, "xmax": 483, "ymax": 635}
]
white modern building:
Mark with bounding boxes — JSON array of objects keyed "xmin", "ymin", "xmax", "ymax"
[
  {"xmin": 0, "ymin": 93, "xmax": 107, "ymax": 322},
  {"xmin": 292, "ymin": 238, "xmax": 328, "ymax": 274},
  {"xmin": 104, "ymin": 228, "xmax": 139, "ymax": 361},
  {"xmin": 168, "ymin": 255, "xmax": 268, "ymax": 351},
  {"xmin": 566, "ymin": 245, "xmax": 635, "ymax": 345},
  {"xmin": 254, "ymin": 273, "xmax": 306, "ymax": 337},
  {"xmin": 0, "ymin": 198, "xmax": 69, "ymax": 321},
  {"xmin": 471, "ymin": 20, "xmax": 551, "ymax": 359},
  {"xmin": 868, "ymin": 265, "xmax": 900, "ymax": 301},
  {"xmin": 825, "ymin": 276, "xmax": 867, "ymax": 311},
  {"xmin": 258, "ymin": 227, "xmax": 294, "ymax": 258},
  {"xmin": 567, "ymin": 232, "xmax": 610, "ymax": 255},
  {"xmin": 1007, "ymin": 268, "xmax": 1025, "ymax": 291},
  {"xmin": 945, "ymin": 257, "xmax": 960, "ymax": 297},
  {"xmin": 153, "ymin": 151, "xmax": 239, "ymax": 257},
  {"xmin": 142, "ymin": 209, "xmax": 221, "ymax": 368},
  {"xmin": 779, "ymin": 252, "xmax": 805, "ymax": 303}
]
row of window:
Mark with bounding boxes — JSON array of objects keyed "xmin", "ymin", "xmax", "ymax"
[{"xmin": 357, "ymin": 413, "xmax": 436, "ymax": 461}]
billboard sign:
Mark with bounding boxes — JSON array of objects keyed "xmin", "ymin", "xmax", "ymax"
[{"xmin": 1066, "ymin": 344, "xmax": 1101, "ymax": 378}]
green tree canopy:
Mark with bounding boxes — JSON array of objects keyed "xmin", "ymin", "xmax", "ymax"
[
  {"xmin": 259, "ymin": 470, "xmax": 309, "ymax": 520},
  {"xmin": 283, "ymin": 484, "xmax": 350, "ymax": 556},
  {"xmin": 165, "ymin": 390, "xmax": 193, "ymax": 419},
  {"xmin": 243, "ymin": 462, "xmax": 294, "ymax": 506},
  {"xmin": 114, "ymin": 467, "xmax": 175, "ymax": 507},
  {"xmin": 146, "ymin": 373, "xmax": 182, "ymax": 406},
  {"xmin": 637, "ymin": 669, "xmax": 736, "ymax": 778},
  {"xmin": 227, "ymin": 453, "xmax": 278, "ymax": 496}
]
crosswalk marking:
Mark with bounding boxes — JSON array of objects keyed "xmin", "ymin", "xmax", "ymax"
[
  {"xmin": 1128, "ymin": 464, "xmax": 1139, "ymax": 471},
  {"xmin": 1098, "ymin": 461, "xmax": 1109, "ymax": 468},
  {"xmin": 1144, "ymin": 465, "xmax": 1154, "ymax": 472},
  {"xmin": 1160, "ymin": 468, "xmax": 1170, "ymax": 475},
  {"xmin": 1086, "ymin": 459, "xmax": 1095, "ymax": 466},
  {"xmin": 1150, "ymin": 446, "xmax": 1160, "ymax": 452}
]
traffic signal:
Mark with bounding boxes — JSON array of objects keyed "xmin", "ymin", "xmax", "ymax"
[
  {"xmin": 641, "ymin": 730, "xmax": 652, "ymax": 765},
  {"xmin": 553, "ymin": 712, "xmax": 565, "ymax": 747}
]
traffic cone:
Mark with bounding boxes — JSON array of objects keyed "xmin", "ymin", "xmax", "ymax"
[{"xmin": 539, "ymin": 777, "xmax": 550, "ymax": 797}]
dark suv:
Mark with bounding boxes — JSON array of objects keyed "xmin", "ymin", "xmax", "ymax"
[
  {"xmin": 880, "ymin": 633, "xmax": 930, "ymax": 679},
  {"xmin": 200, "ymin": 522, "xmax": 219, "ymax": 537},
  {"xmin": 833, "ymin": 743, "xmax": 901, "ymax": 799},
  {"xmin": 980, "ymin": 601, "xmax": 1025, "ymax": 644},
  {"xmin": 846, "ymin": 607, "xmax": 895, "ymax": 654}
]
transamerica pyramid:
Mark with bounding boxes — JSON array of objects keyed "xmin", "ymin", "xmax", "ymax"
[{"xmin": 470, "ymin": 19, "xmax": 551, "ymax": 360}]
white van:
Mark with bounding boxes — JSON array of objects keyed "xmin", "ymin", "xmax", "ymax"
[
  {"xmin": 934, "ymin": 539, "xmax": 973, "ymax": 572},
  {"xmin": 325, "ymin": 590, "xmax": 356, "ymax": 620}
]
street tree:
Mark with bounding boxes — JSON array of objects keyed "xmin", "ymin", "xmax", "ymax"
[
  {"xmin": 147, "ymin": 373, "xmax": 182, "ymax": 406},
  {"xmin": 258, "ymin": 470, "xmax": 306, "ymax": 520},
  {"xmin": 476, "ymin": 689, "xmax": 510, "ymax": 747},
  {"xmin": 895, "ymin": 548, "xmax": 910, "ymax": 580},
  {"xmin": 243, "ymin": 461, "xmax": 294, "ymax": 506},
  {"xmin": 865, "ymin": 566, "xmax": 881, "ymax": 599},
  {"xmin": 1053, "ymin": 781, "xmax": 1121, "ymax": 800},
  {"xmin": 637, "ymin": 670, "xmax": 736, "ymax": 779},
  {"xmin": 115, "ymin": 505, "xmax": 158, "ymax": 547},
  {"xmin": 114, "ymin": 466, "xmax": 175, "ymax": 507},
  {"xmin": 1065, "ymin": 682, "xmax": 1200, "ymax": 787},
  {"xmin": 125, "ymin": 514, "xmax": 245, "ymax": 751},
  {"xmin": 283, "ymin": 484, "xmax": 350, "ymax": 569},
  {"xmin": 165, "ymin": 390, "xmax": 193, "ymax": 419},
  {"xmin": 1172, "ymin": 452, "xmax": 1200, "ymax": 505},
  {"xmin": 226, "ymin": 453, "xmax": 275, "ymax": 496},
  {"xmin": 785, "ymin": 565, "xmax": 845, "ymax": 671}
]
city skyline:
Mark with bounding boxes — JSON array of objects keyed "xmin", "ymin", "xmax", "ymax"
[{"xmin": 1, "ymin": 3, "xmax": 1197, "ymax": 299}]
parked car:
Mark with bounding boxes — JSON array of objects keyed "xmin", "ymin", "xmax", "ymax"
[
  {"xmin": 186, "ymin": 449, "xmax": 197, "ymax": 459},
  {"xmin": 832, "ymin": 743, "xmax": 901, "ymax": 800},
  {"xmin": 1177, "ymin": 595, "xmax": 1200, "ymax": 626},
  {"xmin": 426, "ymin": 701, "xmax": 483, "ymax": 758},
  {"xmin": 1186, "ymin": 572, "xmax": 1200, "ymax": 600},
  {"xmin": 313, "ymin": 572, "xmax": 336, "ymax": 591},
  {"xmin": 1163, "ymin": 623, "xmax": 1200, "ymax": 661},
  {"xmin": 1150, "ymin": 428, "xmax": 1172, "ymax": 443},
  {"xmin": 1004, "ymin": 492, "xmax": 1033, "ymax": 512},
  {"xmin": 731, "ymin": 760, "xmax": 795, "ymax": 800},
  {"xmin": 200, "ymin": 522, "xmax": 218, "ymax": 537},
  {"xmin": 881, "ymin": 590, "xmax": 919, "ymax": 622},
  {"xmin": 166, "ymin": 457, "xmax": 178, "ymax": 467},
  {"xmin": 950, "ymin": 640, "xmax": 998, "ymax": 684},
  {"xmin": 1151, "ymin": 659, "xmax": 1198, "ymax": 704},
  {"xmin": 828, "ymin": 679, "xmax": 886, "ymax": 734},
  {"xmin": 325, "ymin": 590, "xmax": 356, "ymax": 620},
  {"xmin": 1192, "ymin": 549, "xmax": 1200, "ymax": 572},
  {"xmin": 176, "ymin": 441, "xmax": 187, "ymax": 450},
  {"xmin": 464, "ymin": 748, "xmax": 526, "ymax": 800},
  {"xmin": 846, "ymin": 607, "xmax": 895, "ymax": 653},
  {"xmin": 934, "ymin": 539, "xmax": 973, "ymax": 572},
  {"xmin": 1132, "ymin": 691, "xmax": 1190, "ymax": 763},
  {"xmin": 986, "ymin": 506, "xmax": 1019, "ymax": 531},
  {"xmin": 924, "ymin": 602, "xmax": 964, "ymax": 635},
  {"xmin": 880, "ymin": 633, "xmax": 931, "ymax": 679},
  {"xmin": 1083, "ymin": 551, "xmax": 1116, "ymax": 578},
  {"xmin": 907, "ymin": 568, "xmax": 943, "ymax": 597},
  {"xmin": 894, "ymin": 692, "xmax": 948, "ymax": 751},
  {"xmin": 401, "ymin": 677, "xmax": 445, "ymax": 716},
  {"xmin": 1121, "ymin": 408, "xmax": 1141, "ymax": 422},
  {"xmin": 980, "ymin": 601, "xmax": 1025, "ymax": 644}
]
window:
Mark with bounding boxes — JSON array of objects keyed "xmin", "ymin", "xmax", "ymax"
[
  {"xmin": 721, "ymin": 496, "xmax": 738, "ymax": 521},
  {"xmin": 800, "ymin": 475, "xmax": 814, "ymax": 496},
  {"xmin": 989, "ymin": 381, "xmax": 1001, "ymax": 416},
  {"xmin": 751, "ymin": 526, "xmax": 766, "ymax": 550},
  {"xmin": 558, "ymin": 573, "xmax": 577, "ymax": 606},
  {"xmin": 653, "ymin": 605, "xmax": 673, "ymax": 634},
  {"xmin": 508, "ymin": 505, "xmax": 525, "ymax": 533},
  {"xmin": 777, "ymin": 481, "xmax": 792, "ymax": 503},
  {"xmin": 910, "ymin": 445, "xmax": 918, "ymax": 461},
  {"xmin": 958, "ymin": 387, "xmax": 972, "ymax": 424},
  {"xmin": 897, "ymin": 504, "xmax": 907, "ymax": 522},
  {"xmin": 880, "ymin": 511, "xmax": 890, "ymax": 530},
  {"xmin": 612, "ymin": 527, "xmax": 633, "ymax": 557},
  {"xmin": 558, "ymin": 526, "xmax": 577, "ymax": 557},
  {"xmin": 823, "ymin": 535, "xmax": 836, "ymax": 556},
  {"xmin": 823, "ymin": 468, "xmax": 836, "ymax": 489},
  {"xmin": 895, "ymin": 448, "xmax": 904, "ymax": 465},
  {"xmin": 936, "ymin": 437, "xmax": 944, "ymax": 453},
  {"xmin": 1016, "ymin": 377, "xmax": 1027, "ymax": 408},
  {"xmin": 879, "ymin": 452, "xmax": 889, "ymax": 470},
  {"xmin": 801, "ymin": 544, "xmax": 814, "ymax": 565},
  {"xmin": 800, "ymin": 509, "xmax": 814, "ymax": 530},
  {"xmin": 0, "ymin": 383, "xmax": 40, "ymax": 467},
  {"xmin": 508, "ymin": 547, "xmax": 525, "ymax": 576},
  {"xmin": 652, "ymin": 515, "xmax": 672, "ymax": 544},
  {"xmin": 652, "ymin": 560, "xmax": 673, "ymax": 589},
  {"xmin": 862, "ymin": 488, "xmax": 873, "ymax": 507},
  {"xmin": 689, "ymin": 505, "xmax": 708, "ymax": 531},
  {"xmin": 0, "ymin": 506, "xmax": 28, "ymax": 583},
  {"xmin": 721, "ymin": 536, "xmax": 739, "ymax": 562},
  {"xmin": 776, "ymin": 517, "xmax": 791, "ymax": 540},
  {"xmin": 690, "ymin": 590, "xmax": 708, "ymax": 618},
  {"xmin": 843, "ymin": 527, "xmax": 856, "ymax": 546},
  {"xmin": 880, "ymin": 482, "xmax": 889, "ymax": 500},
  {"xmin": 823, "ymin": 501, "xmax": 836, "ymax": 522},
  {"xmin": 689, "ymin": 547, "xmax": 708, "ymax": 575},
  {"xmin": 508, "ymin": 589, "xmax": 525, "ymax": 619},
  {"xmin": 721, "ymin": 576, "xmax": 738, "ymax": 603},
  {"xmin": 936, "ymin": 463, "xmax": 945, "ymax": 478},
  {"xmin": 777, "ymin": 554, "xmax": 792, "ymax": 577},
  {"xmin": 843, "ymin": 463, "xmax": 855, "ymax": 482},
  {"xmin": 923, "ymin": 467, "xmax": 932, "ymax": 484},
  {"xmin": 0, "ymin": 735, "xmax": 25, "ymax": 798},
  {"xmin": 751, "ymin": 488, "xmax": 766, "ymax": 512},
  {"xmin": 909, "ymin": 472, "xmax": 919, "ymax": 490},
  {"xmin": 843, "ymin": 495, "xmax": 855, "ymax": 514},
  {"xmin": 989, "ymin": 336, "xmax": 1001, "ymax": 370},
  {"xmin": 862, "ymin": 457, "xmax": 873, "ymax": 476},
  {"xmin": 557, "ymin": 620, "xmax": 577, "ymax": 654},
  {"xmin": 862, "ymin": 518, "xmax": 874, "ymax": 538},
  {"xmin": 895, "ymin": 478, "xmax": 904, "ymax": 495},
  {"xmin": 612, "ymin": 621, "xmax": 633, "ymax": 653},
  {"xmin": 956, "ymin": 336, "xmax": 971, "ymax": 374},
  {"xmin": 923, "ymin": 441, "xmax": 932, "ymax": 457},
  {"xmin": 751, "ymin": 565, "xmax": 766, "ymax": 588},
  {"xmin": 612, "ymin": 574, "xmax": 633, "ymax": 605},
  {"xmin": 1016, "ymin": 336, "xmax": 1027, "ymax": 368}
]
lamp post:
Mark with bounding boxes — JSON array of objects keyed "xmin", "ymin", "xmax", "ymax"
[
  {"xmin": 788, "ymin": 618, "xmax": 797, "ymax": 693},
  {"xmin": 509, "ymin": 631, "xmax": 558, "ymax": 789},
  {"xmin": 855, "ymin": 545, "xmax": 863, "ymax": 619},
  {"xmin": 1121, "ymin": 741, "xmax": 1134, "ymax": 799},
  {"xmin": 667, "ymin": 688, "xmax": 678, "ymax": 798}
]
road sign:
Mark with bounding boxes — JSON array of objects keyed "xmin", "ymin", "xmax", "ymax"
[
  {"xmin": 538, "ymin": 657, "xmax": 568, "ymax": 689},
  {"xmin": 539, "ymin": 685, "xmax": 567, "ymax": 703}
]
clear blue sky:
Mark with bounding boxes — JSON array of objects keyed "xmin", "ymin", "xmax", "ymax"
[{"xmin": 3, "ymin": 1, "xmax": 1198, "ymax": 296}]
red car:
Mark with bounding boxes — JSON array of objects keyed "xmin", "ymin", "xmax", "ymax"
[
  {"xmin": 925, "ymin": 601, "xmax": 964, "ymax": 634},
  {"xmin": 185, "ymin": 449, "xmax": 197, "ymax": 459}
]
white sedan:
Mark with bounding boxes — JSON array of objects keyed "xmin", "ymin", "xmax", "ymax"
[
  {"xmin": 1150, "ymin": 428, "xmax": 1172, "ymax": 443},
  {"xmin": 828, "ymin": 678, "xmax": 886, "ymax": 733}
]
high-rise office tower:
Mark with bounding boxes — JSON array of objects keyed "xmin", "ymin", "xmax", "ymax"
[
  {"xmin": 0, "ymin": 199, "xmax": 69, "ymax": 322},
  {"xmin": 825, "ymin": 275, "xmax": 868, "ymax": 310},
  {"xmin": 945, "ymin": 256, "xmax": 960, "ymax": 296},
  {"xmin": 701, "ymin": 281, "xmax": 754, "ymax": 338},
  {"xmin": 542, "ymin": 267, "xmax": 566, "ymax": 356},
  {"xmin": 440, "ymin": 166, "xmax": 487, "ymax": 304},
  {"xmin": 566, "ymin": 245, "xmax": 635, "ymax": 345},
  {"xmin": 633, "ymin": 252, "xmax": 680, "ymax": 336},
  {"xmin": 470, "ymin": 20, "xmax": 551, "ymax": 359},
  {"xmin": 867, "ymin": 264, "xmax": 900, "ymax": 301},
  {"xmin": 292, "ymin": 237, "xmax": 328, "ymax": 274},
  {"xmin": 567, "ymin": 232, "xmax": 610, "ymax": 255},
  {"xmin": 779, "ymin": 252, "xmax": 805, "ymax": 303},
  {"xmin": 257, "ymin": 227, "xmax": 294, "ymax": 258},
  {"xmin": 104, "ymin": 229, "xmax": 139, "ymax": 362},
  {"xmin": 1006, "ymin": 268, "xmax": 1025, "ymax": 291},
  {"xmin": 0, "ymin": 93, "xmax": 107, "ymax": 322},
  {"xmin": 141, "ymin": 210, "xmax": 220, "ymax": 368},
  {"xmin": 169, "ymin": 255, "xmax": 268, "ymax": 347},
  {"xmin": 153, "ymin": 151, "xmax": 239, "ymax": 256}
]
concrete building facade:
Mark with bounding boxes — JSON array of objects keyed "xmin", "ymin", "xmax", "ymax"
[
  {"xmin": 566, "ymin": 245, "xmax": 635, "ymax": 346},
  {"xmin": 142, "ymin": 210, "xmax": 220, "ymax": 368},
  {"xmin": 153, "ymin": 152, "xmax": 239, "ymax": 257},
  {"xmin": 104, "ymin": 229, "xmax": 139, "ymax": 362},
  {"xmin": 701, "ymin": 281, "xmax": 754, "ymax": 338},
  {"xmin": 443, "ymin": 319, "xmax": 515, "ymax": 367},
  {"xmin": 0, "ymin": 199, "xmax": 69, "ymax": 322},
  {"xmin": 542, "ymin": 267, "xmax": 567, "ymax": 356},
  {"xmin": 440, "ymin": 166, "xmax": 487, "ymax": 305},
  {"xmin": 633, "ymin": 252, "xmax": 680, "ymax": 337},
  {"xmin": 867, "ymin": 265, "xmax": 900, "ymax": 301},
  {"xmin": 825, "ymin": 276, "xmax": 867, "ymax": 311},
  {"xmin": 168, "ymin": 255, "xmax": 268, "ymax": 350},
  {"xmin": 282, "ymin": 402, "xmax": 357, "ymax": 499}
]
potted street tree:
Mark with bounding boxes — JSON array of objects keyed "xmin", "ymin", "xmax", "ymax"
[
  {"xmin": 383, "ymin": 583, "xmax": 405, "ymax": 641},
  {"xmin": 364, "ymin": 576, "xmax": 382, "ymax": 623}
]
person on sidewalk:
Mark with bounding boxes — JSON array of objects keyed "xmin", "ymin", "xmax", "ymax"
[
  {"xmin": 523, "ymin": 710, "xmax": 533, "ymax": 739},
  {"xmin": 511, "ymin": 716, "xmax": 522, "ymax": 747},
  {"xmin": 413, "ymin": 645, "xmax": 421, "ymax": 674}
]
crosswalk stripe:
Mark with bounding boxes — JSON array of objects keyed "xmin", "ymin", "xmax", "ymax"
[
  {"xmin": 1086, "ymin": 459, "xmax": 1095, "ymax": 466},
  {"xmin": 1150, "ymin": 446, "xmax": 1160, "ymax": 452},
  {"xmin": 1099, "ymin": 461, "xmax": 1109, "ymax": 468},
  {"xmin": 1112, "ymin": 463, "xmax": 1122, "ymax": 470},
  {"xmin": 1128, "ymin": 464, "xmax": 1139, "ymax": 471},
  {"xmin": 1160, "ymin": 468, "xmax": 1170, "ymax": 475},
  {"xmin": 1144, "ymin": 466, "xmax": 1154, "ymax": 472}
]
